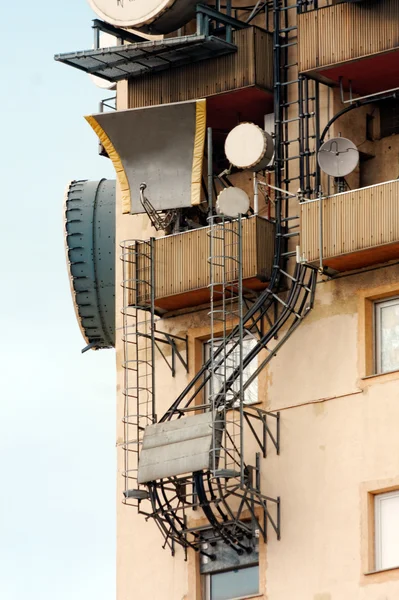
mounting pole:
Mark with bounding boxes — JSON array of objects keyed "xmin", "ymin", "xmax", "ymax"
[{"xmin": 207, "ymin": 127, "xmax": 213, "ymax": 217}]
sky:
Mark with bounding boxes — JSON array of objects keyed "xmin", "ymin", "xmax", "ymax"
[{"xmin": 0, "ymin": 1, "xmax": 116, "ymax": 598}]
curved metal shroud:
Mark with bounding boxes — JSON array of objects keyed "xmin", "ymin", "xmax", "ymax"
[{"xmin": 65, "ymin": 179, "xmax": 116, "ymax": 351}]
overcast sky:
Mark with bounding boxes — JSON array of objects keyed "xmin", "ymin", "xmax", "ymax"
[{"xmin": 1, "ymin": 1, "xmax": 116, "ymax": 598}]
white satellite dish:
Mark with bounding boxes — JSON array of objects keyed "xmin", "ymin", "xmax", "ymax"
[
  {"xmin": 89, "ymin": 32, "xmax": 117, "ymax": 90},
  {"xmin": 318, "ymin": 137, "xmax": 359, "ymax": 178},
  {"xmin": 87, "ymin": 0, "xmax": 199, "ymax": 33},
  {"xmin": 225, "ymin": 123, "xmax": 274, "ymax": 172},
  {"xmin": 216, "ymin": 187, "xmax": 250, "ymax": 218}
]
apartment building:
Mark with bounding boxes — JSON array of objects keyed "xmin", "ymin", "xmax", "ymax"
[{"xmin": 58, "ymin": 0, "xmax": 399, "ymax": 598}]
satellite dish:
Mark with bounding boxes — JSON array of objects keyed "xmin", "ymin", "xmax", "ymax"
[
  {"xmin": 89, "ymin": 32, "xmax": 117, "ymax": 90},
  {"xmin": 318, "ymin": 137, "xmax": 359, "ymax": 177},
  {"xmin": 225, "ymin": 123, "xmax": 274, "ymax": 172},
  {"xmin": 87, "ymin": 0, "xmax": 199, "ymax": 34},
  {"xmin": 216, "ymin": 187, "xmax": 250, "ymax": 217}
]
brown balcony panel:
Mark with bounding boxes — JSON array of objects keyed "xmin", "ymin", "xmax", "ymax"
[
  {"xmin": 134, "ymin": 216, "xmax": 275, "ymax": 313},
  {"xmin": 300, "ymin": 180, "xmax": 399, "ymax": 272},
  {"xmin": 128, "ymin": 27, "xmax": 274, "ymax": 130},
  {"xmin": 298, "ymin": 1, "xmax": 399, "ymax": 95}
]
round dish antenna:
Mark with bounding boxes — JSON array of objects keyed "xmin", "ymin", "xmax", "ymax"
[
  {"xmin": 87, "ymin": 0, "xmax": 199, "ymax": 33},
  {"xmin": 89, "ymin": 32, "xmax": 117, "ymax": 90},
  {"xmin": 318, "ymin": 137, "xmax": 359, "ymax": 177},
  {"xmin": 225, "ymin": 122, "xmax": 274, "ymax": 172},
  {"xmin": 216, "ymin": 187, "xmax": 250, "ymax": 217}
]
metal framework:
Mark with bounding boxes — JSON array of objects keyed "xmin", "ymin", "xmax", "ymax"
[
  {"xmin": 118, "ymin": 0, "xmax": 319, "ymax": 557},
  {"xmin": 121, "ymin": 240, "xmax": 189, "ymax": 504}
]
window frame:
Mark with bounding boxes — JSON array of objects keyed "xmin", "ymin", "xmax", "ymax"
[
  {"xmin": 374, "ymin": 296, "xmax": 399, "ymax": 375},
  {"xmin": 374, "ymin": 489, "xmax": 399, "ymax": 572}
]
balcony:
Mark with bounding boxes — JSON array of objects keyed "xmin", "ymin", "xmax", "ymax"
[
  {"xmin": 300, "ymin": 180, "xmax": 399, "ymax": 272},
  {"xmin": 298, "ymin": 0, "xmax": 399, "ymax": 95},
  {"xmin": 134, "ymin": 216, "xmax": 275, "ymax": 313},
  {"xmin": 128, "ymin": 26, "xmax": 274, "ymax": 130}
]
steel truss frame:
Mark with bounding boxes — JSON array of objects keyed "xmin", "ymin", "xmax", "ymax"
[{"xmin": 119, "ymin": 0, "xmax": 319, "ymax": 557}]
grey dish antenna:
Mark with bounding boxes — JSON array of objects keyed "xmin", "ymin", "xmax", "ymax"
[
  {"xmin": 216, "ymin": 187, "xmax": 250, "ymax": 218},
  {"xmin": 318, "ymin": 137, "xmax": 359, "ymax": 177}
]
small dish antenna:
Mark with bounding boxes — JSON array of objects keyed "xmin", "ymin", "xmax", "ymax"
[
  {"xmin": 317, "ymin": 137, "xmax": 359, "ymax": 177},
  {"xmin": 89, "ymin": 32, "xmax": 117, "ymax": 90},
  {"xmin": 216, "ymin": 187, "xmax": 250, "ymax": 217},
  {"xmin": 225, "ymin": 122, "xmax": 274, "ymax": 172}
]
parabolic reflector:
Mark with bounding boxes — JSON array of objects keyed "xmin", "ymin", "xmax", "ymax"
[
  {"xmin": 86, "ymin": 100, "xmax": 206, "ymax": 214},
  {"xmin": 64, "ymin": 179, "xmax": 116, "ymax": 351},
  {"xmin": 225, "ymin": 122, "xmax": 274, "ymax": 172},
  {"xmin": 87, "ymin": 0, "xmax": 200, "ymax": 33},
  {"xmin": 216, "ymin": 187, "xmax": 250, "ymax": 217},
  {"xmin": 318, "ymin": 137, "xmax": 359, "ymax": 178}
]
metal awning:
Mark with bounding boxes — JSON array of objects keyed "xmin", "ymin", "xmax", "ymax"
[{"xmin": 54, "ymin": 34, "xmax": 236, "ymax": 82}]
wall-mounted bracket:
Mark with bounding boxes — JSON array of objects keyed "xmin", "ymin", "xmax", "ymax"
[
  {"xmin": 153, "ymin": 329, "xmax": 189, "ymax": 377},
  {"xmin": 243, "ymin": 407, "xmax": 280, "ymax": 457}
]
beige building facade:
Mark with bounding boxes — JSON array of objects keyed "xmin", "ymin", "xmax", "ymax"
[{"xmin": 61, "ymin": 0, "xmax": 399, "ymax": 598}]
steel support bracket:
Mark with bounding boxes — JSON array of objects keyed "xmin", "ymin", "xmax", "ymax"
[
  {"xmin": 153, "ymin": 329, "xmax": 189, "ymax": 377},
  {"xmin": 243, "ymin": 407, "xmax": 280, "ymax": 457}
]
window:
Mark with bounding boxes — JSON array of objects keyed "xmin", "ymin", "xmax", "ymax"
[
  {"xmin": 374, "ymin": 297, "xmax": 399, "ymax": 374},
  {"xmin": 204, "ymin": 336, "xmax": 259, "ymax": 406},
  {"xmin": 375, "ymin": 491, "xmax": 399, "ymax": 571},
  {"xmin": 204, "ymin": 565, "xmax": 259, "ymax": 600},
  {"xmin": 201, "ymin": 533, "xmax": 259, "ymax": 600}
]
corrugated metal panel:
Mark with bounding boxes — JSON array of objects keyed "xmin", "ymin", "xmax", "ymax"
[
  {"xmin": 135, "ymin": 216, "xmax": 274, "ymax": 306},
  {"xmin": 254, "ymin": 28, "xmax": 274, "ymax": 90},
  {"xmin": 128, "ymin": 27, "xmax": 273, "ymax": 109},
  {"xmin": 300, "ymin": 180, "xmax": 399, "ymax": 262},
  {"xmin": 298, "ymin": 1, "xmax": 399, "ymax": 72}
]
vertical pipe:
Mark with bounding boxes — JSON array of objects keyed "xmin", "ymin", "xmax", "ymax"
[
  {"xmin": 207, "ymin": 127, "xmax": 213, "ymax": 217},
  {"xmin": 253, "ymin": 174, "xmax": 259, "ymax": 215},
  {"xmin": 208, "ymin": 216, "xmax": 216, "ymax": 473},
  {"xmin": 318, "ymin": 192, "xmax": 323, "ymax": 272},
  {"xmin": 196, "ymin": 10, "xmax": 203, "ymax": 36},
  {"xmin": 150, "ymin": 238, "xmax": 156, "ymax": 423},
  {"xmin": 238, "ymin": 215, "xmax": 244, "ymax": 485},
  {"xmin": 226, "ymin": 0, "xmax": 232, "ymax": 43},
  {"xmin": 298, "ymin": 76, "xmax": 305, "ymax": 195},
  {"xmin": 315, "ymin": 80, "xmax": 321, "ymax": 194},
  {"xmin": 304, "ymin": 77, "xmax": 311, "ymax": 197},
  {"xmin": 273, "ymin": 0, "xmax": 283, "ymax": 268},
  {"xmin": 94, "ymin": 24, "xmax": 100, "ymax": 49}
]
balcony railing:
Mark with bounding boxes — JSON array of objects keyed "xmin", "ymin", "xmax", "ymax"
[
  {"xmin": 134, "ymin": 216, "xmax": 275, "ymax": 313},
  {"xmin": 298, "ymin": 0, "xmax": 399, "ymax": 95},
  {"xmin": 300, "ymin": 180, "xmax": 399, "ymax": 272},
  {"xmin": 128, "ymin": 26, "xmax": 274, "ymax": 125}
]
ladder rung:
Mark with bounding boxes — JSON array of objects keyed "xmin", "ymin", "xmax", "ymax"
[
  {"xmin": 279, "ymin": 25, "xmax": 297, "ymax": 33},
  {"xmin": 282, "ymin": 232, "xmax": 300, "ymax": 238}
]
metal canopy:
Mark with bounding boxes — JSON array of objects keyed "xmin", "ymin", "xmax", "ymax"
[{"xmin": 54, "ymin": 35, "xmax": 236, "ymax": 82}]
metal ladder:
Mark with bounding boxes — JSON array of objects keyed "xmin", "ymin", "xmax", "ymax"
[
  {"xmin": 120, "ymin": 239, "xmax": 156, "ymax": 505},
  {"xmin": 207, "ymin": 215, "xmax": 245, "ymax": 483},
  {"xmin": 274, "ymin": 0, "xmax": 320, "ymax": 261}
]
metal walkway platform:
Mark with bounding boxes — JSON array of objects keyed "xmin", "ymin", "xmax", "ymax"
[{"xmin": 54, "ymin": 35, "xmax": 237, "ymax": 82}]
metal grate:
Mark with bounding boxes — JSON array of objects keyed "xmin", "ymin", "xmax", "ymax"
[{"xmin": 55, "ymin": 35, "xmax": 236, "ymax": 82}]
